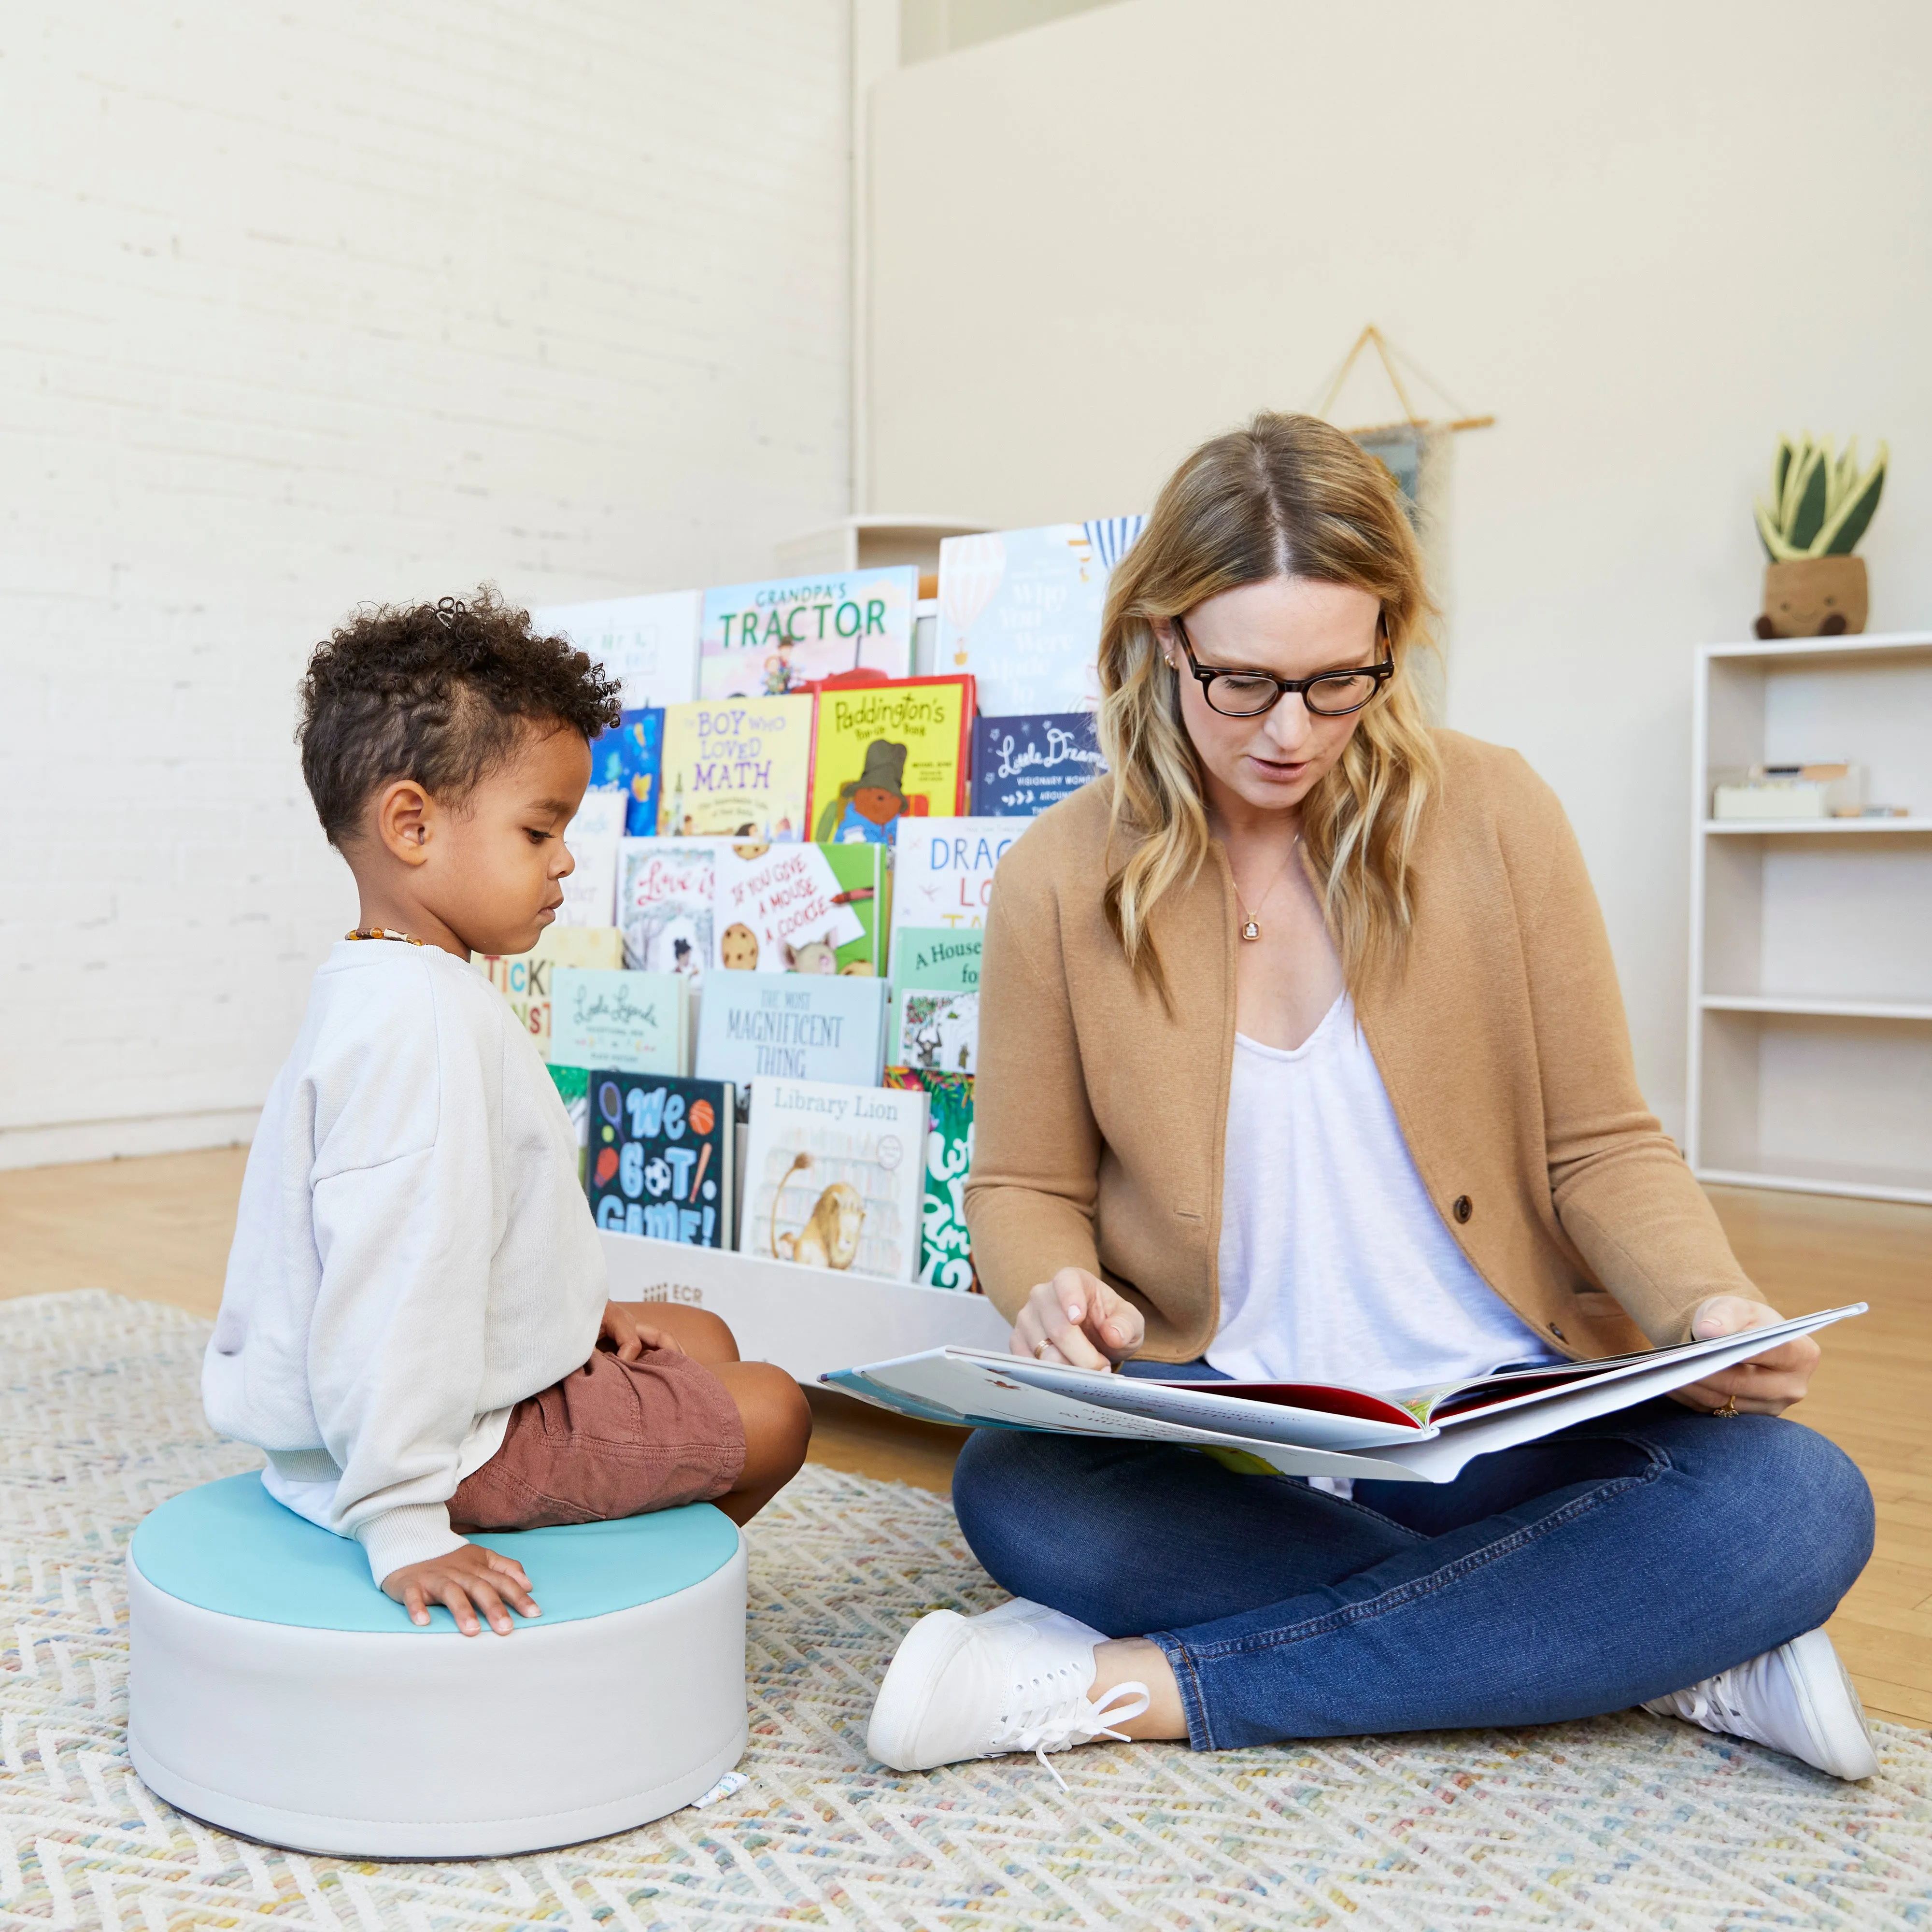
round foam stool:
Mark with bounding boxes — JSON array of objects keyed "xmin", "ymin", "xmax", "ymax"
[{"xmin": 127, "ymin": 1474, "xmax": 747, "ymax": 1858}]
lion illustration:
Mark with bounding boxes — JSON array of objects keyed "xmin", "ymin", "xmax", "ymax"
[{"xmin": 768, "ymin": 1152, "xmax": 866, "ymax": 1269}]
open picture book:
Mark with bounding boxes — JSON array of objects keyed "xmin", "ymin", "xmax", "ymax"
[{"xmin": 823, "ymin": 1304, "xmax": 1864, "ymax": 1485}]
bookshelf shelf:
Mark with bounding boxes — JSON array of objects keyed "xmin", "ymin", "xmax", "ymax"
[{"xmin": 1687, "ymin": 632, "xmax": 1932, "ymax": 1206}]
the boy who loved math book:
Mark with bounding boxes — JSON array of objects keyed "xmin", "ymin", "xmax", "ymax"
[
  {"xmin": 808, "ymin": 676, "xmax": 972, "ymax": 844},
  {"xmin": 699, "ymin": 568, "xmax": 918, "ymax": 698},
  {"xmin": 657, "ymin": 696, "xmax": 813, "ymax": 840}
]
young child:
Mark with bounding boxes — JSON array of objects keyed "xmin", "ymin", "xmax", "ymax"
[{"xmin": 205, "ymin": 591, "xmax": 810, "ymax": 1635}]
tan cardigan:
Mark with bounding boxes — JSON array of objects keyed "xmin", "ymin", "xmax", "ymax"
[{"xmin": 964, "ymin": 730, "xmax": 1756, "ymax": 1364}]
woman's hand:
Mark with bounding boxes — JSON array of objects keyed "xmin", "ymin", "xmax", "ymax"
[
  {"xmin": 382, "ymin": 1543, "xmax": 540, "ymax": 1635},
  {"xmin": 1010, "ymin": 1268, "xmax": 1145, "ymax": 1371},
  {"xmin": 598, "ymin": 1301, "xmax": 684, "ymax": 1362},
  {"xmin": 1669, "ymin": 1295, "xmax": 1821, "ymax": 1418}
]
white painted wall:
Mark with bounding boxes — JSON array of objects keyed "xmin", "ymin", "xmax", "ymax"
[
  {"xmin": 1, "ymin": 2, "xmax": 852, "ymax": 1167},
  {"xmin": 865, "ymin": 0, "xmax": 1932, "ymax": 1138}
]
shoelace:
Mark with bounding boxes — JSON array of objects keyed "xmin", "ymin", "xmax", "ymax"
[{"xmin": 1012, "ymin": 1679, "xmax": 1152, "ymax": 1790}]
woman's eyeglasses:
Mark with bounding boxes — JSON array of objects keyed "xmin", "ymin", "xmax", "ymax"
[{"xmin": 1171, "ymin": 613, "xmax": 1394, "ymax": 719}]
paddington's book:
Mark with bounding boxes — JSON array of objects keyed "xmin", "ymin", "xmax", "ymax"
[
  {"xmin": 936, "ymin": 520, "xmax": 1145, "ymax": 715},
  {"xmin": 892, "ymin": 927, "xmax": 981, "ymax": 992},
  {"xmin": 617, "ymin": 838, "xmax": 725, "ymax": 981},
  {"xmin": 478, "ymin": 925, "xmax": 626, "ymax": 1058},
  {"xmin": 587, "ymin": 1072, "xmax": 735, "ymax": 1246},
  {"xmin": 549, "ymin": 968, "xmax": 688, "ymax": 1076},
  {"xmin": 883, "ymin": 1067, "xmax": 978, "ymax": 1293},
  {"xmin": 969, "ymin": 710, "xmax": 1105, "ymax": 817},
  {"xmin": 887, "ymin": 817, "xmax": 1029, "ymax": 961},
  {"xmin": 694, "ymin": 973, "xmax": 889, "ymax": 1090},
  {"xmin": 808, "ymin": 675, "xmax": 973, "ymax": 845},
  {"xmin": 713, "ymin": 840, "xmax": 887, "ymax": 976},
  {"xmin": 699, "ymin": 567, "xmax": 918, "ymax": 698},
  {"xmin": 657, "ymin": 696, "xmax": 814, "ymax": 840},
  {"xmin": 589, "ymin": 708, "xmax": 665, "ymax": 837},
  {"xmin": 532, "ymin": 591, "xmax": 702, "ymax": 710},
  {"xmin": 739, "ymin": 1075, "xmax": 928, "ymax": 1282}
]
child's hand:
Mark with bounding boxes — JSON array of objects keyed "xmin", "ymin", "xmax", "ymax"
[
  {"xmin": 599, "ymin": 1301, "xmax": 685, "ymax": 1362},
  {"xmin": 382, "ymin": 1544, "xmax": 540, "ymax": 1635}
]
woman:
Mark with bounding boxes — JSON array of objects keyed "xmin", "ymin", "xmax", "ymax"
[{"xmin": 866, "ymin": 414, "xmax": 1875, "ymax": 1782}]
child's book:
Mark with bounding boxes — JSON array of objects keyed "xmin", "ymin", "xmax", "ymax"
[
  {"xmin": 657, "ymin": 696, "xmax": 814, "ymax": 840},
  {"xmin": 589, "ymin": 709, "xmax": 665, "ymax": 837},
  {"xmin": 587, "ymin": 1072, "xmax": 735, "ymax": 1246},
  {"xmin": 549, "ymin": 968, "xmax": 688, "ymax": 1075},
  {"xmin": 695, "ymin": 973, "xmax": 889, "ymax": 1090},
  {"xmin": 882, "ymin": 1068, "xmax": 978, "ymax": 1293},
  {"xmin": 479, "ymin": 925, "xmax": 626, "ymax": 1057},
  {"xmin": 740, "ymin": 1076, "xmax": 928, "ymax": 1281},
  {"xmin": 936, "ymin": 520, "xmax": 1146, "ymax": 715},
  {"xmin": 547, "ymin": 1063, "xmax": 591, "ymax": 1187},
  {"xmin": 807, "ymin": 676, "xmax": 973, "ymax": 845},
  {"xmin": 892, "ymin": 927, "xmax": 981, "ymax": 992},
  {"xmin": 699, "ymin": 568, "xmax": 918, "ymax": 698},
  {"xmin": 892, "ymin": 986, "xmax": 978, "ymax": 1075},
  {"xmin": 888, "ymin": 817, "xmax": 1028, "ymax": 961},
  {"xmin": 557, "ymin": 790, "xmax": 626, "ymax": 927},
  {"xmin": 969, "ymin": 710, "xmax": 1105, "ymax": 817},
  {"xmin": 713, "ymin": 840, "xmax": 886, "ymax": 977},
  {"xmin": 616, "ymin": 838, "xmax": 724, "ymax": 981},
  {"xmin": 532, "ymin": 591, "xmax": 702, "ymax": 710},
  {"xmin": 826, "ymin": 1306, "xmax": 1867, "ymax": 1484}
]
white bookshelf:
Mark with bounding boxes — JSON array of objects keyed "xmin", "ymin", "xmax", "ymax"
[{"xmin": 1687, "ymin": 632, "xmax": 1932, "ymax": 1205}]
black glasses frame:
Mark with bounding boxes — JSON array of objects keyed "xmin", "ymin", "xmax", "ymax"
[{"xmin": 1171, "ymin": 613, "xmax": 1395, "ymax": 718}]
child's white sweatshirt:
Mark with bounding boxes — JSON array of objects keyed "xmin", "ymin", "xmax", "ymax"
[{"xmin": 203, "ymin": 938, "xmax": 609, "ymax": 1586}]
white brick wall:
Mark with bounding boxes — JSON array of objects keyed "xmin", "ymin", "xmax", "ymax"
[{"xmin": 0, "ymin": 1, "xmax": 852, "ymax": 1166}]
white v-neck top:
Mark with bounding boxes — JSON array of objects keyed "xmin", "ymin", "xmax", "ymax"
[{"xmin": 1208, "ymin": 994, "xmax": 1558, "ymax": 1391}]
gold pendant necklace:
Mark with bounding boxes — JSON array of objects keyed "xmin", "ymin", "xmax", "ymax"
[
  {"xmin": 1231, "ymin": 835, "xmax": 1301, "ymax": 943},
  {"xmin": 345, "ymin": 927, "xmax": 424, "ymax": 945}
]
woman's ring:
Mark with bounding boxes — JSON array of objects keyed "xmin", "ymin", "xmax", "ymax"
[
  {"xmin": 1036, "ymin": 1340, "xmax": 1052, "ymax": 1360},
  {"xmin": 1713, "ymin": 1393, "xmax": 1740, "ymax": 1417}
]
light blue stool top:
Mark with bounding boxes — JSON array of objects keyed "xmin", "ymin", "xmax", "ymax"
[{"xmin": 131, "ymin": 1474, "xmax": 739, "ymax": 1635}]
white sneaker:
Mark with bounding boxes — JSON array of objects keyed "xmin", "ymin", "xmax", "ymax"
[
  {"xmin": 1642, "ymin": 1627, "xmax": 1878, "ymax": 1780},
  {"xmin": 867, "ymin": 1596, "xmax": 1152, "ymax": 1784}
]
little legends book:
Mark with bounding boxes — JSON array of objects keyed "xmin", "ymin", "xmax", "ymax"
[
  {"xmin": 828, "ymin": 1306, "xmax": 1866, "ymax": 1481},
  {"xmin": 882, "ymin": 1067, "xmax": 978, "ymax": 1293},
  {"xmin": 548, "ymin": 967, "xmax": 687, "ymax": 1076},
  {"xmin": 617, "ymin": 837, "xmax": 724, "ymax": 981},
  {"xmin": 969, "ymin": 710, "xmax": 1105, "ymax": 817},
  {"xmin": 807, "ymin": 676, "xmax": 973, "ymax": 845},
  {"xmin": 888, "ymin": 817, "xmax": 1029, "ymax": 960},
  {"xmin": 699, "ymin": 567, "xmax": 919, "ymax": 698},
  {"xmin": 587, "ymin": 1072, "xmax": 735, "ymax": 1247},
  {"xmin": 740, "ymin": 1075, "xmax": 928, "ymax": 1282},
  {"xmin": 694, "ymin": 972, "xmax": 888, "ymax": 1090},
  {"xmin": 936, "ymin": 519, "xmax": 1145, "ymax": 716},
  {"xmin": 478, "ymin": 924, "xmax": 625, "ymax": 1058},
  {"xmin": 713, "ymin": 840, "xmax": 886, "ymax": 976},
  {"xmin": 531, "ymin": 591, "xmax": 701, "ymax": 710},
  {"xmin": 657, "ymin": 696, "xmax": 814, "ymax": 840}
]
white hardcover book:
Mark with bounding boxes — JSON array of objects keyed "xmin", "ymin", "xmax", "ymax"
[
  {"xmin": 556, "ymin": 789, "xmax": 626, "ymax": 927},
  {"xmin": 740, "ymin": 1076, "xmax": 928, "ymax": 1283},
  {"xmin": 887, "ymin": 817, "xmax": 1028, "ymax": 962},
  {"xmin": 533, "ymin": 590, "xmax": 703, "ymax": 710},
  {"xmin": 617, "ymin": 837, "xmax": 729, "ymax": 981}
]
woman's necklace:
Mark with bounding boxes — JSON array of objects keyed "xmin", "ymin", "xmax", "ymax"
[
  {"xmin": 344, "ymin": 927, "xmax": 424, "ymax": 945},
  {"xmin": 1230, "ymin": 834, "xmax": 1302, "ymax": 943}
]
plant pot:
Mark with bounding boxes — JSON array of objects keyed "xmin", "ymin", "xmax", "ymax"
[{"xmin": 1759, "ymin": 556, "xmax": 1867, "ymax": 639}]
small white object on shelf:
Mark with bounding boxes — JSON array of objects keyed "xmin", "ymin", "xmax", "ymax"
[{"xmin": 1711, "ymin": 762, "xmax": 1863, "ymax": 820}]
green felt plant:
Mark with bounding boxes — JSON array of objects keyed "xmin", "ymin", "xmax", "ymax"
[{"xmin": 1755, "ymin": 434, "xmax": 1887, "ymax": 561}]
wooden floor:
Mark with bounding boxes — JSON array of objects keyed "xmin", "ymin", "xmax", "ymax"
[{"xmin": 3, "ymin": 1151, "xmax": 1926, "ymax": 1725}]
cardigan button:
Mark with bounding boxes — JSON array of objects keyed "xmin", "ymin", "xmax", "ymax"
[
  {"xmin": 1452, "ymin": 1194, "xmax": 1473, "ymax": 1223},
  {"xmin": 1549, "ymin": 1321, "xmax": 1566, "ymax": 1341}
]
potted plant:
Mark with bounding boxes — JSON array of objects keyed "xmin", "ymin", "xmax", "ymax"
[{"xmin": 1753, "ymin": 434, "xmax": 1887, "ymax": 638}]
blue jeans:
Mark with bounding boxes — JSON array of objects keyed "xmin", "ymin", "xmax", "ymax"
[{"xmin": 949, "ymin": 1368, "xmax": 1874, "ymax": 1751}]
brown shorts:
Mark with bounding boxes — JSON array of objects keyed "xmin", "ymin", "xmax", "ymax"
[{"xmin": 449, "ymin": 1347, "xmax": 746, "ymax": 1531}]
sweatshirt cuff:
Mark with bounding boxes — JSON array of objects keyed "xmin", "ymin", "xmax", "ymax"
[{"xmin": 355, "ymin": 1503, "xmax": 466, "ymax": 1589}]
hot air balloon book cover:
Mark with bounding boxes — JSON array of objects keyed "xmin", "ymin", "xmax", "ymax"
[
  {"xmin": 698, "ymin": 567, "xmax": 919, "ymax": 698},
  {"xmin": 740, "ymin": 1076, "xmax": 927, "ymax": 1282},
  {"xmin": 656, "ymin": 696, "xmax": 815, "ymax": 841},
  {"xmin": 807, "ymin": 675, "xmax": 974, "ymax": 845},
  {"xmin": 531, "ymin": 591, "xmax": 702, "ymax": 710},
  {"xmin": 587, "ymin": 1072, "xmax": 736, "ymax": 1247},
  {"xmin": 969, "ymin": 710, "xmax": 1106, "ymax": 816},
  {"xmin": 881, "ymin": 1067, "xmax": 979, "ymax": 1293},
  {"xmin": 936, "ymin": 519, "xmax": 1146, "ymax": 717}
]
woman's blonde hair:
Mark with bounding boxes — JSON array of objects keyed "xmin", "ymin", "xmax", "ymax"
[{"xmin": 1097, "ymin": 411, "xmax": 1440, "ymax": 996}]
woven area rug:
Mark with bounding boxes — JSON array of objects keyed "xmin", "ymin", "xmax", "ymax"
[{"xmin": 3, "ymin": 1292, "xmax": 1930, "ymax": 1931}]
